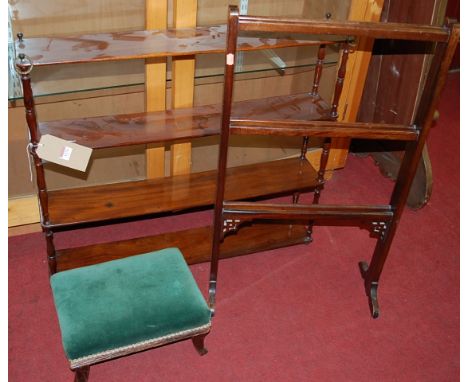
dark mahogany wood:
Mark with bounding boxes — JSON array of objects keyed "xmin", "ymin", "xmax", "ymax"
[
  {"xmin": 330, "ymin": 43, "xmax": 350, "ymax": 119},
  {"xmin": 313, "ymin": 137, "xmax": 331, "ymax": 204},
  {"xmin": 40, "ymin": 93, "xmax": 331, "ymax": 149},
  {"xmin": 192, "ymin": 334, "xmax": 208, "ymax": 356},
  {"xmin": 222, "ymin": 201, "xmax": 393, "ymax": 221},
  {"xmin": 301, "ymin": 43, "xmax": 327, "ymax": 170},
  {"xmin": 74, "ymin": 367, "xmax": 90, "ymax": 382},
  {"xmin": 311, "ymin": 44, "xmax": 327, "ymax": 97},
  {"xmin": 300, "ymin": 137, "xmax": 309, "ymax": 160},
  {"xmin": 229, "ymin": 119, "xmax": 419, "ymax": 140},
  {"xmin": 56, "ymin": 222, "xmax": 309, "ymax": 271},
  {"xmin": 362, "ymin": 23, "xmax": 460, "ymax": 300},
  {"xmin": 306, "ymin": 136, "xmax": 331, "ymax": 239},
  {"xmin": 47, "ymin": 157, "xmax": 318, "ymax": 227},
  {"xmin": 17, "ymin": 58, "xmax": 57, "ymax": 275},
  {"xmin": 209, "ymin": 6, "xmax": 241, "ymax": 313},
  {"xmin": 214, "ymin": 7, "xmax": 459, "ymax": 320},
  {"xmin": 20, "ymin": 73, "xmax": 47, "ymax": 218},
  {"xmin": 15, "ymin": 25, "xmax": 338, "ymax": 67},
  {"xmin": 238, "ymin": 16, "xmax": 450, "ymax": 42}
]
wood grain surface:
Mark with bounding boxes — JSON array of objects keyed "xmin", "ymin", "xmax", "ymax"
[
  {"xmin": 47, "ymin": 157, "xmax": 318, "ymax": 227},
  {"xmin": 39, "ymin": 93, "xmax": 331, "ymax": 148},
  {"xmin": 56, "ymin": 222, "xmax": 309, "ymax": 271},
  {"xmin": 16, "ymin": 26, "xmax": 337, "ymax": 66}
]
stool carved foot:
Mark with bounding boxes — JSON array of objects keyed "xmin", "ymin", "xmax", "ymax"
[{"xmin": 192, "ymin": 334, "xmax": 208, "ymax": 356}]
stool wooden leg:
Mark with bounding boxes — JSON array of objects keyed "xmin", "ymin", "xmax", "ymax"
[
  {"xmin": 74, "ymin": 366, "xmax": 90, "ymax": 382},
  {"xmin": 192, "ymin": 334, "xmax": 208, "ymax": 356}
]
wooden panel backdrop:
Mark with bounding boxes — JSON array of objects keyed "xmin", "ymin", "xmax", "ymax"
[{"xmin": 145, "ymin": 0, "xmax": 168, "ymax": 178}]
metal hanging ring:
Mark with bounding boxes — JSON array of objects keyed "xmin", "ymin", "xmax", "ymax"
[{"xmin": 15, "ymin": 54, "xmax": 34, "ymax": 75}]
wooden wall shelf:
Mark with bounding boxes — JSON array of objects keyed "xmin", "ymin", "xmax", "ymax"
[{"xmin": 15, "ymin": 17, "xmax": 339, "ymax": 275}]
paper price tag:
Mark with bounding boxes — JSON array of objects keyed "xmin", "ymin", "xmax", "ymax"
[{"xmin": 36, "ymin": 134, "xmax": 93, "ymax": 172}]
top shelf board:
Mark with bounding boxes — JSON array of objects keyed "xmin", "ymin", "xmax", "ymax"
[{"xmin": 15, "ymin": 25, "xmax": 341, "ymax": 67}]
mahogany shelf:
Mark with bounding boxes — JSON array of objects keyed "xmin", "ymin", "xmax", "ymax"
[
  {"xmin": 56, "ymin": 222, "xmax": 309, "ymax": 271},
  {"xmin": 16, "ymin": 25, "xmax": 339, "ymax": 67},
  {"xmin": 40, "ymin": 93, "xmax": 331, "ymax": 149},
  {"xmin": 17, "ymin": 18, "xmax": 338, "ymax": 276},
  {"xmin": 47, "ymin": 157, "xmax": 318, "ymax": 228}
]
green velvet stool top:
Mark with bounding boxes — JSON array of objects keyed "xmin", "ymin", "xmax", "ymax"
[{"xmin": 50, "ymin": 247, "xmax": 212, "ymax": 368}]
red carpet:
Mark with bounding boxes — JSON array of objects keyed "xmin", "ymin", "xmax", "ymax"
[{"xmin": 8, "ymin": 73, "xmax": 459, "ymax": 381}]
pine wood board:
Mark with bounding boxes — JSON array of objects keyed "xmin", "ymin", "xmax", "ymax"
[{"xmin": 145, "ymin": 0, "xmax": 168, "ymax": 178}]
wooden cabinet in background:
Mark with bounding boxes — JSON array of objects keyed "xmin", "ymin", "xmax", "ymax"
[{"xmin": 355, "ymin": 0, "xmax": 449, "ymax": 209}]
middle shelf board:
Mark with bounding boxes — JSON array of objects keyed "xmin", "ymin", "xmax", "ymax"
[
  {"xmin": 40, "ymin": 93, "xmax": 331, "ymax": 149},
  {"xmin": 47, "ymin": 157, "xmax": 318, "ymax": 228},
  {"xmin": 16, "ymin": 25, "xmax": 341, "ymax": 67}
]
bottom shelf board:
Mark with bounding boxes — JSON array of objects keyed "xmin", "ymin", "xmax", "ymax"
[{"xmin": 56, "ymin": 222, "xmax": 309, "ymax": 271}]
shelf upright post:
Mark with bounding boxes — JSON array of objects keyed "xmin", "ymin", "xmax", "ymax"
[
  {"xmin": 16, "ymin": 52, "xmax": 57, "ymax": 275},
  {"xmin": 145, "ymin": 0, "xmax": 168, "ymax": 178},
  {"xmin": 171, "ymin": 0, "xmax": 198, "ymax": 175}
]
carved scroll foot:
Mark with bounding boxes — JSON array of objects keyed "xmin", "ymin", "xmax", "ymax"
[
  {"xmin": 359, "ymin": 261, "xmax": 380, "ymax": 319},
  {"xmin": 192, "ymin": 334, "xmax": 208, "ymax": 356}
]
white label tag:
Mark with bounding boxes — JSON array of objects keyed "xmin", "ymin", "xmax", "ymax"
[
  {"xmin": 226, "ymin": 53, "xmax": 234, "ymax": 65},
  {"xmin": 36, "ymin": 134, "xmax": 93, "ymax": 172}
]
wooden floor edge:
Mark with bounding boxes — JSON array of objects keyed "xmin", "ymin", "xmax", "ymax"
[
  {"xmin": 8, "ymin": 196, "xmax": 40, "ymax": 229},
  {"xmin": 8, "ymin": 223, "xmax": 42, "ymax": 237}
]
